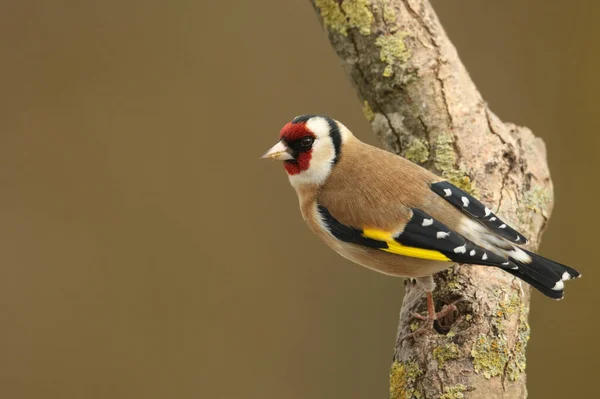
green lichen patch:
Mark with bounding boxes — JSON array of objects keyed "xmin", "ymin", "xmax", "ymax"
[
  {"xmin": 314, "ymin": 0, "xmax": 374, "ymax": 36},
  {"xmin": 390, "ymin": 359, "xmax": 423, "ymax": 399},
  {"xmin": 471, "ymin": 334, "xmax": 509, "ymax": 379},
  {"xmin": 362, "ymin": 100, "xmax": 375, "ymax": 122},
  {"xmin": 433, "ymin": 131, "xmax": 476, "ymax": 194},
  {"xmin": 403, "ymin": 138, "xmax": 429, "ymax": 164},
  {"xmin": 433, "ymin": 343, "xmax": 460, "ymax": 369},
  {"xmin": 522, "ymin": 186, "xmax": 551, "ymax": 214},
  {"xmin": 492, "ymin": 291, "xmax": 521, "ymax": 330},
  {"xmin": 440, "ymin": 384, "xmax": 468, "ymax": 399},
  {"xmin": 381, "ymin": 0, "xmax": 397, "ymax": 24},
  {"xmin": 445, "ymin": 172, "xmax": 476, "ymax": 195},
  {"xmin": 410, "ymin": 321, "xmax": 420, "ymax": 332},
  {"xmin": 433, "ymin": 267, "xmax": 463, "ymax": 299},
  {"xmin": 506, "ymin": 306, "xmax": 530, "ymax": 381},
  {"xmin": 341, "ymin": 0, "xmax": 374, "ymax": 35},
  {"xmin": 314, "ymin": 0, "xmax": 348, "ymax": 36},
  {"xmin": 375, "ymin": 31, "xmax": 411, "ymax": 77},
  {"xmin": 433, "ymin": 131, "xmax": 454, "ymax": 171},
  {"xmin": 472, "ymin": 291, "xmax": 530, "ymax": 380},
  {"xmin": 445, "ymin": 280, "xmax": 462, "ymax": 291},
  {"xmin": 518, "ymin": 186, "xmax": 552, "ymax": 226}
]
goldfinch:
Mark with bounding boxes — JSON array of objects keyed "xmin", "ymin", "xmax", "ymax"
[{"xmin": 261, "ymin": 115, "xmax": 580, "ymax": 327}]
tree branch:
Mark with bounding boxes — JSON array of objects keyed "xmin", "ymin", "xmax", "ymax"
[{"xmin": 309, "ymin": 1, "xmax": 553, "ymax": 397}]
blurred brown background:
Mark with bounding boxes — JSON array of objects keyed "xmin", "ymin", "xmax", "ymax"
[{"xmin": 0, "ymin": 1, "xmax": 596, "ymax": 398}]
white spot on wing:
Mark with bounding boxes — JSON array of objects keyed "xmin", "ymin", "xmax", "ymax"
[
  {"xmin": 461, "ymin": 196, "xmax": 470, "ymax": 207},
  {"xmin": 422, "ymin": 218, "xmax": 434, "ymax": 227},
  {"xmin": 436, "ymin": 231, "xmax": 450, "ymax": 239},
  {"xmin": 552, "ymin": 280, "xmax": 564, "ymax": 291},
  {"xmin": 454, "ymin": 244, "xmax": 467, "ymax": 254},
  {"xmin": 484, "ymin": 207, "xmax": 491, "ymax": 217},
  {"xmin": 490, "ymin": 217, "xmax": 497, "ymax": 222},
  {"xmin": 443, "ymin": 188, "xmax": 452, "ymax": 197},
  {"xmin": 482, "ymin": 252, "xmax": 488, "ymax": 260},
  {"xmin": 562, "ymin": 272, "xmax": 571, "ymax": 281},
  {"xmin": 515, "ymin": 236, "xmax": 520, "ymax": 242},
  {"xmin": 503, "ymin": 261, "xmax": 517, "ymax": 270},
  {"xmin": 499, "ymin": 224, "xmax": 507, "ymax": 229},
  {"xmin": 469, "ymin": 250, "xmax": 476, "ymax": 256}
]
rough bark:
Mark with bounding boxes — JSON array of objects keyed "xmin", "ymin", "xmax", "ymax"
[{"xmin": 310, "ymin": 1, "xmax": 553, "ymax": 398}]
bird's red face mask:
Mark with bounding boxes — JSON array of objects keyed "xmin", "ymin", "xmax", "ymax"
[{"xmin": 261, "ymin": 121, "xmax": 316, "ymax": 175}]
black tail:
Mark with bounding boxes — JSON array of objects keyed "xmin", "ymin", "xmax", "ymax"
[{"xmin": 502, "ymin": 249, "xmax": 580, "ymax": 300}]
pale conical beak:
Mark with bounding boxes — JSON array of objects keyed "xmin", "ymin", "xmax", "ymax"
[{"xmin": 260, "ymin": 140, "xmax": 294, "ymax": 161}]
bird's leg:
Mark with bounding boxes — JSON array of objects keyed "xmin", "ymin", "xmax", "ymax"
[
  {"xmin": 401, "ymin": 291, "xmax": 458, "ymax": 343},
  {"xmin": 413, "ymin": 276, "xmax": 458, "ymax": 322},
  {"xmin": 412, "ymin": 292, "xmax": 458, "ymax": 321},
  {"xmin": 410, "ymin": 291, "xmax": 436, "ymax": 325}
]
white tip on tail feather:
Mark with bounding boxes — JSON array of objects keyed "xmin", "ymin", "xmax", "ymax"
[{"xmin": 552, "ymin": 280, "xmax": 564, "ymax": 291}]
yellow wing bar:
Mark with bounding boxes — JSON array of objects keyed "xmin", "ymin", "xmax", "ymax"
[{"xmin": 362, "ymin": 228, "xmax": 451, "ymax": 262}]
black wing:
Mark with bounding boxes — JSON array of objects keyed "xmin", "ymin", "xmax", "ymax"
[
  {"xmin": 318, "ymin": 204, "xmax": 512, "ymax": 267},
  {"xmin": 431, "ymin": 181, "xmax": 528, "ymax": 244},
  {"xmin": 396, "ymin": 209, "xmax": 511, "ymax": 267}
]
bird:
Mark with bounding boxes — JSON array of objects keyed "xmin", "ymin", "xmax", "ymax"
[{"xmin": 261, "ymin": 114, "xmax": 580, "ymax": 334}]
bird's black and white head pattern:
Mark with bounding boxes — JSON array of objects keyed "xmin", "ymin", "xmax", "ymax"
[{"xmin": 267, "ymin": 115, "xmax": 351, "ymax": 188}]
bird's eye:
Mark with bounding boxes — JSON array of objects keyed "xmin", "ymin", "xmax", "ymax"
[{"xmin": 300, "ymin": 136, "xmax": 314, "ymax": 147}]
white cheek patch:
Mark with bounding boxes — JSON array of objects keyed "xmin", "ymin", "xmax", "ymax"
[
  {"xmin": 288, "ymin": 117, "xmax": 352, "ymax": 189},
  {"xmin": 288, "ymin": 138, "xmax": 336, "ymax": 188}
]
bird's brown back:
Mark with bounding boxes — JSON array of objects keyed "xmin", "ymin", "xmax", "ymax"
[{"xmin": 318, "ymin": 136, "xmax": 465, "ymax": 232}]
